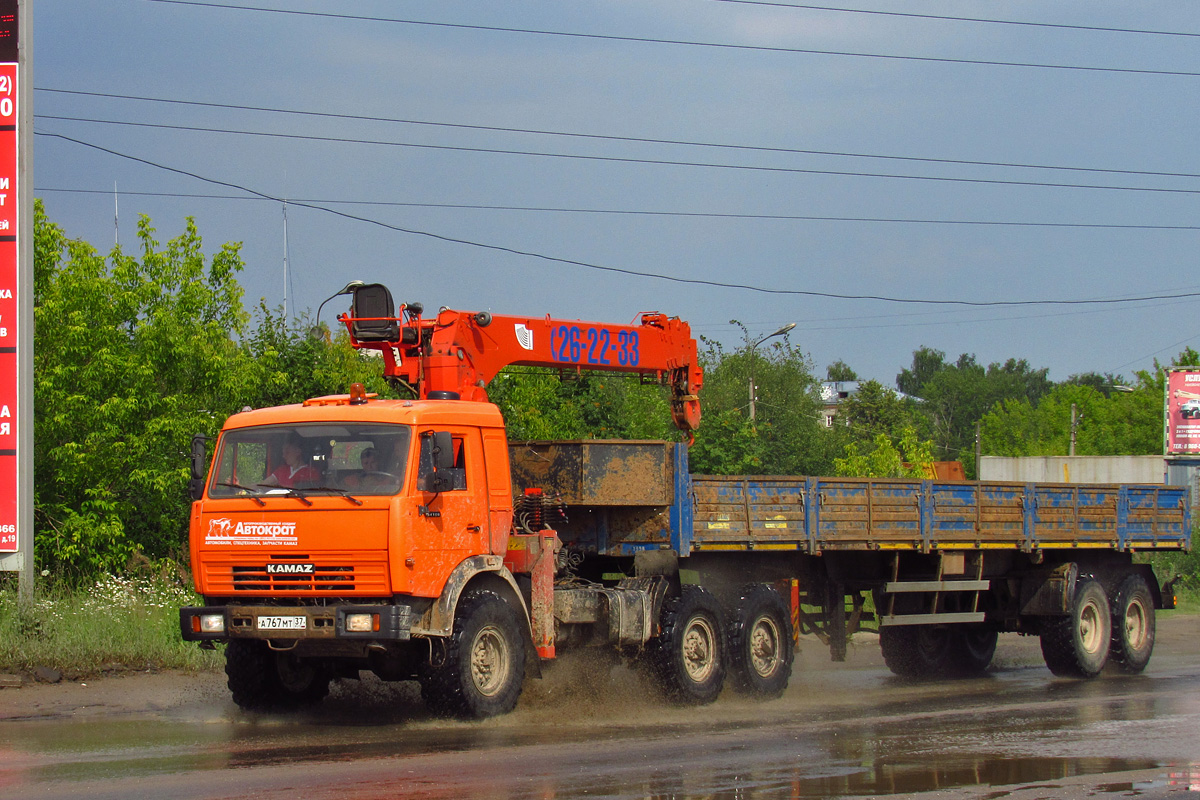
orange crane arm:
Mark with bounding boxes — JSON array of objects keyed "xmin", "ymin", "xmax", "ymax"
[{"xmin": 338, "ymin": 283, "xmax": 702, "ymax": 438}]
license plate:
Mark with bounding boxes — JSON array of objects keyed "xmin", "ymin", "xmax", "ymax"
[{"xmin": 257, "ymin": 615, "xmax": 307, "ymax": 631}]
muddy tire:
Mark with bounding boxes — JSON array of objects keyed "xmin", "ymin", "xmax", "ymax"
[
  {"xmin": 728, "ymin": 584, "xmax": 793, "ymax": 698},
  {"xmin": 1040, "ymin": 578, "xmax": 1111, "ymax": 678},
  {"xmin": 1110, "ymin": 574, "xmax": 1155, "ymax": 674},
  {"xmin": 879, "ymin": 626, "xmax": 957, "ymax": 677},
  {"xmin": 951, "ymin": 627, "xmax": 998, "ymax": 676},
  {"xmin": 225, "ymin": 639, "xmax": 331, "ymax": 711},
  {"xmin": 647, "ymin": 586, "xmax": 727, "ymax": 705},
  {"xmin": 419, "ymin": 588, "xmax": 527, "ymax": 719}
]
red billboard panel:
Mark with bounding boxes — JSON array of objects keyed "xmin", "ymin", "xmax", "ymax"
[
  {"xmin": 1165, "ymin": 368, "xmax": 1200, "ymax": 456},
  {"xmin": 0, "ymin": 57, "xmax": 13, "ymax": 552}
]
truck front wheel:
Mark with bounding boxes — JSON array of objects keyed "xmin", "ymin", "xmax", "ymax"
[
  {"xmin": 1110, "ymin": 574, "xmax": 1155, "ymax": 673},
  {"xmin": 1040, "ymin": 578, "xmax": 1111, "ymax": 678},
  {"xmin": 419, "ymin": 588, "xmax": 527, "ymax": 719},
  {"xmin": 647, "ymin": 586, "xmax": 727, "ymax": 705},
  {"xmin": 225, "ymin": 639, "xmax": 331, "ymax": 711},
  {"xmin": 728, "ymin": 584, "xmax": 793, "ymax": 698}
]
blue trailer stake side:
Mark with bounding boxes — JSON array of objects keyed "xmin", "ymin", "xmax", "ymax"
[{"xmin": 510, "ymin": 440, "xmax": 1188, "ymax": 680}]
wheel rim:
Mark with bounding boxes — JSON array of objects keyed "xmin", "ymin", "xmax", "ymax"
[
  {"xmin": 682, "ymin": 615, "xmax": 717, "ymax": 683},
  {"xmin": 748, "ymin": 614, "xmax": 782, "ymax": 678},
  {"xmin": 275, "ymin": 654, "xmax": 316, "ymax": 692},
  {"xmin": 1078, "ymin": 599, "xmax": 1104, "ymax": 654},
  {"xmin": 1124, "ymin": 597, "xmax": 1149, "ymax": 650},
  {"xmin": 470, "ymin": 624, "xmax": 510, "ymax": 697}
]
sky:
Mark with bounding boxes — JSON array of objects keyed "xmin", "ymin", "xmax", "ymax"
[{"xmin": 30, "ymin": 1, "xmax": 1200, "ymax": 387}]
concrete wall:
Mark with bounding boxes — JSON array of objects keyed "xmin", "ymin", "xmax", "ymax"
[{"xmin": 978, "ymin": 456, "xmax": 1166, "ymax": 484}]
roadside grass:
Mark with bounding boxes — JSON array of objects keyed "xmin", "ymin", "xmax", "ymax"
[{"xmin": 0, "ymin": 571, "xmax": 221, "ymax": 678}]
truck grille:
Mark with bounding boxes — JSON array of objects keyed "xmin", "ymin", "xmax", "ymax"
[
  {"xmin": 201, "ymin": 554, "xmax": 390, "ymax": 595},
  {"xmin": 232, "ymin": 564, "xmax": 355, "ymax": 592}
]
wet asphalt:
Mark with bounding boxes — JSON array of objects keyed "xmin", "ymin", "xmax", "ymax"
[{"xmin": 1, "ymin": 615, "xmax": 1199, "ymax": 800}]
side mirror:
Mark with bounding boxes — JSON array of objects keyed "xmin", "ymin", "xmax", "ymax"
[
  {"xmin": 188, "ymin": 433, "xmax": 210, "ymax": 501},
  {"xmin": 419, "ymin": 431, "xmax": 457, "ymax": 493},
  {"xmin": 431, "ymin": 431, "xmax": 454, "ymax": 472}
]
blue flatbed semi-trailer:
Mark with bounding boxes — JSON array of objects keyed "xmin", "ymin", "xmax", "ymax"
[
  {"xmin": 510, "ymin": 439, "xmax": 1189, "ymax": 682},
  {"xmin": 510, "ymin": 440, "xmax": 1189, "ymax": 555}
]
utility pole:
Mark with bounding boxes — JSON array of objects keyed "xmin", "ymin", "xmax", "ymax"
[
  {"xmin": 748, "ymin": 322, "xmax": 796, "ymax": 423},
  {"xmin": 975, "ymin": 420, "xmax": 982, "ymax": 475},
  {"xmin": 1069, "ymin": 403, "xmax": 1079, "ymax": 457}
]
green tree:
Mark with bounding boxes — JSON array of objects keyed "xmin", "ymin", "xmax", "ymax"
[
  {"xmin": 982, "ymin": 349, "xmax": 1199, "ymax": 457},
  {"xmin": 34, "ymin": 204, "xmax": 250, "ymax": 579},
  {"xmin": 689, "ymin": 333, "xmax": 837, "ymax": 475},
  {"xmin": 32, "ymin": 205, "xmax": 404, "ymax": 581},
  {"xmin": 834, "ymin": 425, "xmax": 934, "ymax": 479},
  {"xmin": 838, "ymin": 379, "xmax": 916, "ymax": 444},
  {"xmin": 898, "ymin": 348, "xmax": 1052, "ymax": 476},
  {"xmin": 240, "ymin": 302, "xmax": 394, "ymax": 410},
  {"xmin": 826, "ymin": 359, "xmax": 858, "ymax": 382},
  {"xmin": 486, "ymin": 368, "xmax": 674, "ymax": 442}
]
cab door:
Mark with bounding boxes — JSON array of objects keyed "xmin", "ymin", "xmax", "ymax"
[{"xmin": 407, "ymin": 427, "xmax": 489, "ymax": 597}]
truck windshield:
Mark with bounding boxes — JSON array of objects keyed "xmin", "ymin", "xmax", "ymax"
[{"xmin": 209, "ymin": 423, "xmax": 412, "ymax": 498}]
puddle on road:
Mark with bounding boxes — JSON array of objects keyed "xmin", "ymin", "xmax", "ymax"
[{"xmin": 755, "ymin": 756, "xmax": 1162, "ymax": 798}]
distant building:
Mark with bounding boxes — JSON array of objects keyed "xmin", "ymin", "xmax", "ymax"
[{"xmin": 819, "ymin": 380, "xmax": 860, "ymax": 428}]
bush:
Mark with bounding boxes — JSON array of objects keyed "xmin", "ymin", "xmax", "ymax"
[{"xmin": 0, "ymin": 568, "xmax": 220, "ymax": 676}]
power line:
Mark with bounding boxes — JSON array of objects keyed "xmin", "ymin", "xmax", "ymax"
[
  {"xmin": 707, "ymin": 1, "xmax": 1200, "ymax": 39},
  {"xmin": 36, "ymin": 114, "xmax": 1200, "ymax": 197},
  {"xmin": 37, "ymin": 87, "xmax": 1200, "ymax": 183},
  {"xmin": 35, "ymin": 128, "xmax": 1200, "ymax": 309},
  {"xmin": 35, "ymin": 186, "xmax": 1200, "ymax": 231},
  {"xmin": 144, "ymin": 0, "xmax": 1200, "ymax": 79}
]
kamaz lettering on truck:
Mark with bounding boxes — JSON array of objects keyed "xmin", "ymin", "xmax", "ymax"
[{"xmin": 181, "ymin": 283, "xmax": 1191, "ymax": 718}]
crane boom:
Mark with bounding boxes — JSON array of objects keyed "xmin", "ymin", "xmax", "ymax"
[{"xmin": 339, "ymin": 283, "xmax": 702, "ymax": 438}]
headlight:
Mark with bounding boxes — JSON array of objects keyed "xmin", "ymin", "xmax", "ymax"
[
  {"xmin": 346, "ymin": 613, "xmax": 376, "ymax": 632},
  {"xmin": 200, "ymin": 614, "xmax": 225, "ymax": 633}
]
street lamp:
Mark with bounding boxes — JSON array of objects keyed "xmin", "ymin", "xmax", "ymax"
[
  {"xmin": 749, "ymin": 322, "xmax": 796, "ymax": 422},
  {"xmin": 312, "ymin": 280, "xmax": 366, "ymax": 341}
]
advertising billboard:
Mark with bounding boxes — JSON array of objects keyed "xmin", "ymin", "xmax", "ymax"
[
  {"xmin": 0, "ymin": 0, "xmax": 15, "ymax": 553},
  {"xmin": 1165, "ymin": 368, "xmax": 1200, "ymax": 456}
]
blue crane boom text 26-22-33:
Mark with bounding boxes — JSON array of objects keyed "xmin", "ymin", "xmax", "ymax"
[{"xmin": 550, "ymin": 325, "xmax": 639, "ymax": 366}]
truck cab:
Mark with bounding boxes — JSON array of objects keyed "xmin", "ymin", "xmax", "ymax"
[{"xmin": 181, "ymin": 390, "xmax": 542, "ymax": 717}]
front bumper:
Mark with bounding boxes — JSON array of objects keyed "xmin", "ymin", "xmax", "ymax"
[{"xmin": 180, "ymin": 603, "xmax": 416, "ymax": 642}]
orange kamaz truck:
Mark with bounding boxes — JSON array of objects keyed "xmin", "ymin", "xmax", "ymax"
[{"xmin": 181, "ymin": 284, "xmax": 1190, "ymax": 718}]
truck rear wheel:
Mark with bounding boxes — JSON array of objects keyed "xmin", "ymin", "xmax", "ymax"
[
  {"xmin": 225, "ymin": 639, "xmax": 331, "ymax": 711},
  {"xmin": 881, "ymin": 625, "xmax": 996, "ymax": 678},
  {"xmin": 419, "ymin": 588, "xmax": 527, "ymax": 719},
  {"xmin": 951, "ymin": 627, "xmax": 997, "ymax": 676},
  {"xmin": 728, "ymin": 584, "xmax": 793, "ymax": 698},
  {"xmin": 879, "ymin": 625, "xmax": 955, "ymax": 677},
  {"xmin": 647, "ymin": 586, "xmax": 727, "ymax": 705},
  {"xmin": 1110, "ymin": 574, "xmax": 1155, "ymax": 673},
  {"xmin": 1040, "ymin": 578, "xmax": 1110, "ymax": 678}
]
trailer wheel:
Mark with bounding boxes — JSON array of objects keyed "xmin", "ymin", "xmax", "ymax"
[
  {"xmin": 879, "ymin": 626, "xmax": 956, "ymax": 677},
  {"xmin": 647, "ymin": 586, "xmax": 727, "ymax": 705},
  {"xmin": 1040, "ymin": 578, "xmax": 1111, "ymax": 678},
  {"xmin": 951, "ymin": 627, "xmax": 998, "ymax": 676},
  {"xmin": 728, "ymin": 584, "xmax": 793, "ymax": 698},
  {"xmin": 1110, "ymin": 574, "xmax": 1155, "ymax": 674},
  {"xmin": 419, "ymin": 588, "xmax": 527, "ymax": 719},
  {"xmin": 225, "ymin": 640, "xmax": 331, "ymax": 711}
]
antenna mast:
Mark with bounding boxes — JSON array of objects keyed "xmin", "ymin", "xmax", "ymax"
[{"xmin": 282, "ymin": 200, "xmax": 289, "ymax": 321}]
